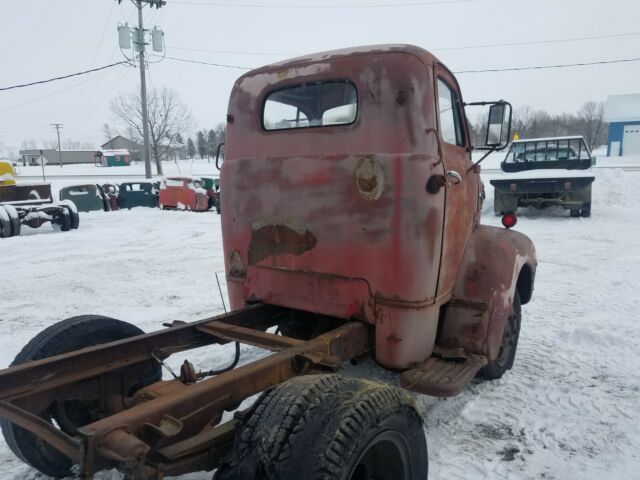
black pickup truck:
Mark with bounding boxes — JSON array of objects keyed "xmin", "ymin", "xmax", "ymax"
[{"xmin": 490, "ymin": 136, "xmax": 595, "ymax": 217}]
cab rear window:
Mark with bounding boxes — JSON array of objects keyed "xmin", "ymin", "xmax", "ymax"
[{"xmin": 263, "ymin": 81, "xmax": 357, "ymax": 131}]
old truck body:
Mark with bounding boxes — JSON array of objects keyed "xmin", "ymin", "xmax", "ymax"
[
  {"xmin": 0, "ymin": 45, "xmax": 536, "ymax": 480},
  {"xmin": 59, "ymin": 184, "xmax": 114, "ymax": 213},
  {"xmin": 118, "ymin": 182, "xmax": 158, "ymax": 209},
  {"xmin": 490, "ymin": 136, "xmax": 595, "ymax": 217},
  {"xmin": 0, "ymin": 162, "xmax": 80, "ymax": 237},
  {"xmin": 159, "ymin": 176, "xmax": 210, "ymax": 211}
]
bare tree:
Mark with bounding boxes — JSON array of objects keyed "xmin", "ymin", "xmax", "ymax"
[
  {"xmin": 577, "ymin": 101, "xmax": 606, "ymax": 150},
  {"xmin": 102, "ymin": 124, "xmax": 118, "ymax": 143},
  {"xmin": 110, "ymin": 87, "xmax": 194, "ymax": 174},
  {"xmin": 512, "ymin": 106, "xmax": 535, "ymax": 138}
]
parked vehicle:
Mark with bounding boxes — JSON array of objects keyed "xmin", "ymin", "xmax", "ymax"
[
  {"xmin": 158, "ymin": 176, "xmax": 210, "ymax": 211},
  {"xmin": 0, "ymin": 45, "xmax": 536, "ymax": 480},
  {"xmin": 490, "ymin": 136, "xmax": 595, "ymax": 217},
  {"xmin": 59, "ymin": 184, "xmax": 113, "ymax": 212},
  {"xmin": 0, "ymin": 161, "xmax": 79, "ymax": 237},
  {"xmin": 118, "ymin": 182, "xmax": 158, "ymax": 209},
  {"xmin": 101, "ymin": 183, "xmax": 120, "ymax": 210},
  {"xmin": 200, "ymin": 176, "xmax": 221, "ymax": 213}
]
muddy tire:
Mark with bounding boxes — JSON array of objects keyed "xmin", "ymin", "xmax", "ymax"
[
  {"xmin": 479, "ymin": 291, "xmax": 521, "ymax": 380},
  {"xmin": 216, "ymin": 374, "xmax": 427, "ymax": 480},
  {"xmin": 0, "ymin": 315, "xmax": 161, "ymax": 478}
]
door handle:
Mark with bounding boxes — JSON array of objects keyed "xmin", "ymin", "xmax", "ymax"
[{"xmin": 446, "ymin": 170, "xmax": 463, "ymax": 185}]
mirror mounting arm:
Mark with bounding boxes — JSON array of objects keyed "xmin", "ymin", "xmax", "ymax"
[
  {"xmin": 466, "ymin": 148, "xmax": 497, "ymax": 174},
  {"xmin": 215, "ymin": 143, "xmax": 225, "ymax": 171}
]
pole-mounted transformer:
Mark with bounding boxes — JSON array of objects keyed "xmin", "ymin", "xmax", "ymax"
[
  {"xmin": 151, "ymin": 27, "xmax": 164, "ymax": 53},
  {"xmin": 114, "ymin": 0, "xmax": 167, "ymax": 179},
  {"xmin": 117, "ymin": 24, "xmax": 131, "ymax": 49}
]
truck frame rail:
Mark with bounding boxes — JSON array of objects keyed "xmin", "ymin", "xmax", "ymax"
[{"xmin": 0, "ymin": 304, "xmax": 371, "ymax": 479}]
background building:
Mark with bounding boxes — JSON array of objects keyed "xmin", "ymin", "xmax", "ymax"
[
  {"xmin": 101, "ymin": 136, "xmax": 142, "ymax": 162},
  {"xmin": 19, "ymin": 149, "xmax": 99, "ymax": 166},
  {"xmin": 604, "ymin": 94, "xmax": 640, "ymax": 156}
]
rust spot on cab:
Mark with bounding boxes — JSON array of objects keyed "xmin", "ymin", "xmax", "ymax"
[
  {"xmin": 229, "ymin": 250, "xmax": 247, "ymax": 278},
  {"xmin": 355, "ymin": 156, "xmax": 384, "ymax": 201},
  {"xmin": 248, "ymin": 222, "xmax": 317, "ymax": 265}
]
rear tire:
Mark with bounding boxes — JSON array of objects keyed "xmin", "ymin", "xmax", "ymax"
[
  {"xmin": 2, "ymin": 205, "xmax": 21, "ymax": 237},
  {"xmin": 51, "ymin": 209, "xmax": 71, "ymax": 232},
  {"xmin": 0, "ymin": 315, "xmax": 161, "ymax": 478},
  {"xmin": 216, "ymin": 374, "xmax": 427, "ymax": 480},
  {"xmin": 569, "ymin": 209, "xmax": 580, "ymax": 218},
  {"xmin": 0, "ymin": 207, "xmax": 11, "ymax": 238},
  {"xmin": 479, "ymin": 291, "xmax": 521, "ymax": 380},
  {"xmin": 59, "ymin": 200, "xmax": 80, "ymax": 229},
  {"xmin": 581, "ymin": 204, "xmax": 591, "ymax": 217},
  {"xmin": 0, "ymin": 205, "xmax": 17, "ymax": 237}
]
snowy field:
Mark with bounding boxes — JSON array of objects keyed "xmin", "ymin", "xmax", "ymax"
[{"xmin": 1, "ymin": 166, "xmax": 639, "ymax": 479}]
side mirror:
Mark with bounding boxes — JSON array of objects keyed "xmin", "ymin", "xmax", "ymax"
[
  {"xmin": 464, "ymin": 100, "xmax": 512, "ymax": 152},
  {"xmin": 486, "ymin": 103, "xmax": 509, "ymax": 147},
  {"xmin": 215, "ymin": 143, "xmax": 225, "ymax": 171}
]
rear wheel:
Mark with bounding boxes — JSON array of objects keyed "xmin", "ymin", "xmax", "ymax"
[
  {"xmin": 0, "ymin": 205, "xmax": 17, "ymax": 238},
  {"xmin": 569, "ymin": 209, "xmax": 580, "ymax": 218},
  {"xmin": 216, "ymin": 374, "xmax": 427, "ymax": 480},
  {"xmin": 0, "ymin": 315, "xmax": 161, "ymax": 478},
  {"xmin": 51, "ymin": 209, "xmax": 71, "ymax": 232},
  {"xmin": 2, "ymin": 205, "xmax": 21, "ymax": 237},
  {"xmin": 581, "ymin": 204, "xmax": 591, "ymax": 217},
  {"xmin": 479, "ymin": 291, "xmax": 521, "ymax": 380},
  {"xmin": 59, "ymin": 201, "xmax": 80, "ymax": 229}
]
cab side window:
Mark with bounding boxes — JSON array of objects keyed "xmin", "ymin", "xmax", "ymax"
[{"xmin": 437, "ymin": 78, "xmax": 464, "ymax": 147}]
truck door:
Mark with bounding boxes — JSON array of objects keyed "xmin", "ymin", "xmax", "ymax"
[{"xmin": 434, "ymin": 67, "xmax": 477, "ymax": 299}]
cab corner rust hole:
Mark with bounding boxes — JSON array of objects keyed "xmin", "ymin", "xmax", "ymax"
[
  {"xmin": 356, "ymin": 156, "xmax": 384, "ymax": 201},
  {"xmin": 229, "ymin": 250, "xmax": 247, "ymax": 278},
  {"xmin": 248, "ymin": 221, "xmax": 317, "ymax": 265}
]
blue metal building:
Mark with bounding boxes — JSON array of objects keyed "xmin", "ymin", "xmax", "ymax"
[{"xmin": 604, "ymin": 94, "xmax": 640, "ymax": 157}]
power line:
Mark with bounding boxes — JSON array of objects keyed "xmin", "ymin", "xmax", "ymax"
[
  {"xmin": 436, "ymin": 31, "xmax": 640, "ymax": 52},
  {"xmin": 67, "ymin": 1, "xmax": 118, "ymax": 119},
  {"xmin": 454, "ymin": 56, "xmax": 640, "ymax": 73},
  {"xmin": 167, "ymin": 46, "xmax": 296, "ymax": 56},
  {"xmin": 161, "ymin": 53, "xmax": 640, "ymax": 74},
  {"xmin": 0, "ymin": 68, "xmax": 120, "ymax": 114},
  {"xmin": 0, "ymin": 61, "xmax": 131, "ymax": 92},
  {"xmin": 171, "ymin": 0, "xmax": 474, "ymax": 8},
  {"xmin": 162, "ymin": 55, "xmax": 252, "ymax": 69},
  {"xmin": 165, "ymin": 30, "xmax": 640, "ymax": 58}
]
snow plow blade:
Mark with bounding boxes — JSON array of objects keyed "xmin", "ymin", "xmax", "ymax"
[{"xmin": 400, "ymin": 354, "xmax": 487, "ymax": 397}]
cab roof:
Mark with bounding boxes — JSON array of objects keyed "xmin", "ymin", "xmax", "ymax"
[{"xmin": 243, "ymin": 44, "xmax": 440, "ymax": 76}]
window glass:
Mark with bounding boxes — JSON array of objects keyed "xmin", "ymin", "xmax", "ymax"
[
  {"xmin": 437, "ymin": 78, "xmax": 463, "ymax": 146},
  {"xmin": 263, "ymin": 81, "xmax": 357, "ymax": 130},
  {"xmin": 165, "ymin": 178, "xmax": 184, "ymax": 187},
  {"xmin": 505, "ymin": 138, "xmax": 591, "ymax": 163}
]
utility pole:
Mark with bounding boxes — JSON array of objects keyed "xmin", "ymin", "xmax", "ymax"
[
  {"xmin": 136, "ymin": 1, "xmax": 153, "ymax": 179},
  {"xmin": 117, "ymin": 0, "xmax": 165, "ymax": 179},
  {"xmin": 51, "ymin": 123, "xmax": 63, "ymax": 168}
]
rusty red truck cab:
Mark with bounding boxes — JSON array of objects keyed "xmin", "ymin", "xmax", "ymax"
[{"xmin": 222, "ymin": 44, "xmax": 536, "ymax": 378}]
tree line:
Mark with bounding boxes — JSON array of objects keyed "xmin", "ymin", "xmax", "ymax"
[
  {"xmin": 472, "ymin": 101, "xmax": 607, "ymax": 150},
  {"xmin": 188, "ymin": 124, "xmax": 226, "ymax": 161}
]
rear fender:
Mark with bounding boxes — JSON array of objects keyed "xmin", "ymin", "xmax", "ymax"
[{"xmin": 439, "ymin": 225, "xmax": 536, "ymax": 360}]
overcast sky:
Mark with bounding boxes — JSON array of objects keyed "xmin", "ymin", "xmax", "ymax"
[{"xmin": 1, "ymin": 0, "xmax": 639, "ymax": 153}]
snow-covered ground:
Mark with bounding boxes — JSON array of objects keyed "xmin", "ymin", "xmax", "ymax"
[{"xmin": 1, "ymin": 167, "xmax": 639, "ymax": 479}]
